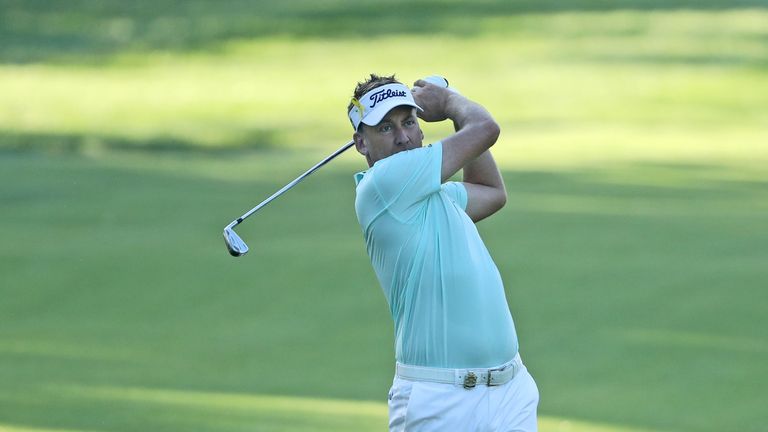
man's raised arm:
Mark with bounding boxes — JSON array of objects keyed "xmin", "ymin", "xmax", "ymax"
[{"xmin": 412, "ymin": 80, "xmax": 505, "ymax": 221}]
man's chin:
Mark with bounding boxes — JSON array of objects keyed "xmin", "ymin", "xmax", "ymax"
[
  {"xmin": 397, "ymin": 144, "xmax": 422, "ymax": 154},
  {"xmin": 380, "ymin": 145, "xmax": 421, "ymax": 161}
]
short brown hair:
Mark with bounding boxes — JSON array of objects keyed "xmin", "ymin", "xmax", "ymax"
[{"xmin": 347, "ymin": 73, "xmax": 400, "ymax": 114}]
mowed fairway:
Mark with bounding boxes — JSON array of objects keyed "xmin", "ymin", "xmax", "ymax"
[{"xmin": 1, "ymin": 1, "xmax": 767, "ymax": 431}]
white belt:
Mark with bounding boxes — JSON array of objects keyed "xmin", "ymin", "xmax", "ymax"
[{"xmin": 396, "ymin": 354, "xmax": 522, "ymax": 389}]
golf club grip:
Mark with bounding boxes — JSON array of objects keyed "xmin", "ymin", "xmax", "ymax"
[{"xmin": 233, "ymin": 140, "xmax": 355, "ymax": 224}]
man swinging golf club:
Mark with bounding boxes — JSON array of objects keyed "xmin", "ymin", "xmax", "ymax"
[{"xmin": 349, "ymin": 74, "xmax": 539, "ymax": 432}]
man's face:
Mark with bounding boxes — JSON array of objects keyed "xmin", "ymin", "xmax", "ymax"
[{"xmin": 354, "ymin": 106, "xmax": 424, "ymax": 166}]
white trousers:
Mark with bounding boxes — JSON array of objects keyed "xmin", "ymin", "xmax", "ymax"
[{"xmin": 388, "ymin": 360, "xmax": 539, "ymax": 432}]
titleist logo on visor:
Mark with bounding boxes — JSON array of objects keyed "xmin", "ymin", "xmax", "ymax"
[{"xmin": 367, "ymin": 88, "xmax": 408, "ymax": 109}]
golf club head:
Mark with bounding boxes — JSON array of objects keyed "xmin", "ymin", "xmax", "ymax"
[{"xmin": 223, "ymin": 227, "xmax": 249, "ymax": 257}]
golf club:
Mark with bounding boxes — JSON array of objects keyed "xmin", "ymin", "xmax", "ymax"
[{"xmin": 223, "ymin": 140, "xmax": 355, "ymax": 257}]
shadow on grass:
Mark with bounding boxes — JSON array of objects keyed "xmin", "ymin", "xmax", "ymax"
[
  {"xmin": 0, "ymin": 129, "xmax": 279, "ymax": 156},
  {"xmin": 1, "ymin": 0, "xmax": 767, "ymax": 64}
]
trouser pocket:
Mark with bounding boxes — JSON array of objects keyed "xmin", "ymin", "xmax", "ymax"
[{"xmin": 388, "ymin": 378, "xmax": 415, "ymax": 432}]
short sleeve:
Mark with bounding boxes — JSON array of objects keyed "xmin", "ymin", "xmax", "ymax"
[
  {"xmin": 369, "ymin": 142, "xmax": 443, "ymax": 218},
  {"xmin": 441, "ymin": 181, "xmax": 468, "ymax": 210}
]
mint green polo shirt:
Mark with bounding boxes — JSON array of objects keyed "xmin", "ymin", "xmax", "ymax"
[{"xmin": 354, "ymin": 142, "xmax": 518, "ymax": 368}]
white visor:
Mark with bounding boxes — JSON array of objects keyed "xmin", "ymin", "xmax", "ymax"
[{"xmin": 348, "ymin": 83, "xmax": 422, "ymax": 130}]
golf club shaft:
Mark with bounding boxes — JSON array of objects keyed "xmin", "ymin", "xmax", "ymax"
[{"xmin": 228, "ymin": 140, "xmax": 355, "ymax": 228}]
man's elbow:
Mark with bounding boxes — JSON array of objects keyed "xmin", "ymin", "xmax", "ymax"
[
  {"xmin": 485, "ymin": 186, "xmax": 507, "ymax": 217},
  {"xmin": 467, "ymin": 118, "xmax": 500, "ymax": 151},
  {"xmin": 483, "ymin": 119, "xmax": 501, "ymax": 148},
  {"xmin": 493, "ymin": 188, "xmax": 507, "ymax": 212},
  {"xmin": 471, "ymin": 190, "xmax": 506, "ymax": 222}
]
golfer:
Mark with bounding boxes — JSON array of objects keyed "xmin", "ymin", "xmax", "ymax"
[{"xmin": 348, "ymin": 74, "xmax": 539, "ymax": 431}]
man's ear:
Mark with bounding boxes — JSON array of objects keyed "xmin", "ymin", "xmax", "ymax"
[{"xmin": 354, "ymin": 131, "xmax": 367, "ymax": 156}]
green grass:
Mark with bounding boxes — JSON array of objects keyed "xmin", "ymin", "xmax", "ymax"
[
  {"xmin": 2, "ymin": 153, "xmax": 766, "ymax": 431},
  {"xmin": 1, "ymin": 1, "xmax": 768, "ymax": 431}
]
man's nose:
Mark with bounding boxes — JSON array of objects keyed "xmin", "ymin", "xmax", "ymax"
[{"xmin": 394, "ymin": 127, "xmax": 409, "ymax": 146}]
